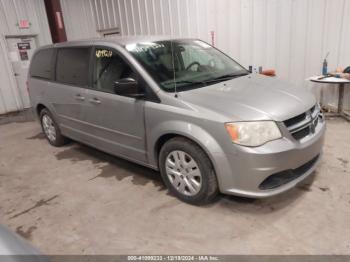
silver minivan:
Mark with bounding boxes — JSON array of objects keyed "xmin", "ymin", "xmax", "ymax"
[{"xmin": 28, "ymin": 36, "xmax": 325, "ymax": 205}]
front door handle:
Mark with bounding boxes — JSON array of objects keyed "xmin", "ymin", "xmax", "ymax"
[
  {"xmin": 75, "ymin": 94, "xmax": 85, "ymax": 101},
  {"xmin": 89, "ymin": 98, "xmax": 101, "ymax": 104}
]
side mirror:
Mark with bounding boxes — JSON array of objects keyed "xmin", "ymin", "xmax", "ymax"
[{"xmin": 113, "ymin": 78, "xmax": 145, "ymax": 98}]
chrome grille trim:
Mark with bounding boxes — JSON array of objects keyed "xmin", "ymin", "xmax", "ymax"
[{"xmin": 284, "ymin": 104, "xmax": 322, "ymax": 140}]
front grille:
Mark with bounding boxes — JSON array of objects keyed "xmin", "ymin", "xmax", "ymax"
[
  {"xmin": 292, "ymin": 127, "xmax": 310, "ymax": 140},
  {"xmin": 259, "ymin": 154, "xmax": 320, "ymax": 190},
  {"xmin": 310, "ymin": 105, "xmax": 316, "ymax": 114},
  {"xmin": 283, "ymin": 104, "xmax": 323, "ymax": 140},
  {"xmin": 284, "ymin": 113, "xmax": 306, "ymax": 128}
]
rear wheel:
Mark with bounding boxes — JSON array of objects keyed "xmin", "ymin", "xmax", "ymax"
[
  {"xmin": 40, "ymin": 109, "xmax": 68, "ymax": 147},
  {"xmin": 159, "ymin": 137, "xmax": 218, "ymax": 205}
]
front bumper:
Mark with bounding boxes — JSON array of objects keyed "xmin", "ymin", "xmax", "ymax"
[{"xmin": 215, "ymin": 118, "xmax": 326, "ymax": 198}]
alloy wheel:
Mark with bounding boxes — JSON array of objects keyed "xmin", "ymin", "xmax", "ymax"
[
  {"xmin": 42, "ymin": 114, "xmax": 56, "ymax": 142},
  {"xmin": 165, "ymin": 150, "xmax": 202, "ymax": 196}
]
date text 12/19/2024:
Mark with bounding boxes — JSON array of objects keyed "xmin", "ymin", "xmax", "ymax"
[{"xmin": 127, "ymin": 256, "xmax": 220, "ymax": 261}]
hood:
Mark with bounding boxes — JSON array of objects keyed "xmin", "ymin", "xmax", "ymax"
[{"xmin": 179, "ymin": 74, "xmax": 316, "ymax": 122}]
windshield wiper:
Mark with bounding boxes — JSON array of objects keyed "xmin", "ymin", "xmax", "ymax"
[
  {"xmin": 163, "ymin": 72, "xmax": 250, "ymax": 91},
  {"xmin": 204, "ymin": 72, "xmax": 249, "ymax": 83},
  {"xmin": 172, "ymin": 80, "xmax": 203, "ymax": 85},
  {"xmin": 163, "ymin": 80, "xmax": 204, "ymax": 88},
  {"xmin": 170, "ymin": 73, "xmax": 248, "ymax": 87}
]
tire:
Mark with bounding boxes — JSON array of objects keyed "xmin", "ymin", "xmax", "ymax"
[
  {"xmin": 159, "ymin": 137, "xmax": 219, "ymax": 205},
  {"xmin": 39, "ymin": 109, "xmax": 68, "ymax": 147}
]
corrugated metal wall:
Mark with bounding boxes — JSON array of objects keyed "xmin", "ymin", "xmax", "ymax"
[
  {"xmin": 61, "ymin": 0, "xmax": 350, "ymax": 111},
  {"xmin": 0, "ymin": 0, "xmax": 51, "ymax": 114},
  {"xmin": 0, "ymin": 0, "xmax": 348, "ymax": 114},
  {"xmin": 60, "ymin": 0, "xmax": 99, "ymax": 40}
]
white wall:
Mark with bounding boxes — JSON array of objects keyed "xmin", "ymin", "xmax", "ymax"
[
  {"xmin": 0, "ymin": 0, "xmax": 51, "ymax": 114},
  {"xmin": 61, "ymin": 0, "xmax": 350, "ymax": 111}
]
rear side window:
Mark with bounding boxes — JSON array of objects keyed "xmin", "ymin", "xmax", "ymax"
[
  {"xmin": 56, "ymin": 48, "xmax": 91, "ymax": 86},
  {"xmin": 30, "ymin": 49, "xmax": 54, "ymax": 80}
]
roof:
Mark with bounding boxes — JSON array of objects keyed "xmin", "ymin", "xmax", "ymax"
[{"xmin": 46, "ymin": 35, "xmax": 190, "ymax": 49}]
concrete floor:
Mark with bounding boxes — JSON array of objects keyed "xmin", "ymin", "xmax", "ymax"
[{"xmin": 0, "ymin": 119, "xmax": 349, "ymax": 255}]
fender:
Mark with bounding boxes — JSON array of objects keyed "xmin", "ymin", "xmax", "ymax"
[
  {"xmin": 34, "ymin": 102, "xmax": 59, "ymax": 124},
  {"xmin": 147, "ymin": 120, "xmax": 231, "ymax": 190}
]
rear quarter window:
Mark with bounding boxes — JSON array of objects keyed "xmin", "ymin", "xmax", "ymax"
[
  {"xmin": 55, "ymin": 47, "xmax": 91, "ymax": 86},
  {"xmin": 30, "ymin": 49, "xmax": 54, "ymax": 80}
]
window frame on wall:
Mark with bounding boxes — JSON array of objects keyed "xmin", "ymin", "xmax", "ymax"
[{"xmin": 97, "ymin": 28, "xmax": 121, "ymax": 38}]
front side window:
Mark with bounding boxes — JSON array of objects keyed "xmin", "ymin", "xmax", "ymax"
[
  {"xmin": 126, "ymin": 39, "xmax": 248, "ymax": 92},
  {"xmin": 30, "ymin": 49, "xmax": 54, "ymax": 80},
  {"xmin": 56, "ymin": 47, "xmax": 91, "ymax": 86},
  {"xmin": 92, "ymin": 47, "xmax": 136, "ymax": 94}
]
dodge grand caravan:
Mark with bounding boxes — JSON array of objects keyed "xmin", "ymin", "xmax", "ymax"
[{"xmin": 28, "ymin": 36, "xmax": 325, "ymax": 205}]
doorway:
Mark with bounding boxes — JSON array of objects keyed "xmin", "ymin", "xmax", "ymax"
[{"xmin": 6, "ymin": 36, "xmax": 37, "ymax": 109}]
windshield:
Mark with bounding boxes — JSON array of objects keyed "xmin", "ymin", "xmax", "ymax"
[{"xmin": 125, "ymin": 39, "xmax": 249, "ymax": 92}]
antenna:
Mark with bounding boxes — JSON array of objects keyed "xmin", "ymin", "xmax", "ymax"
[
  {"xmin": 324, "ymin": 51, "xmax": 330, "ymax": 60},
  {"xmin": 170, "ymin": 39, "xmax": 178, "ymax": 98}
]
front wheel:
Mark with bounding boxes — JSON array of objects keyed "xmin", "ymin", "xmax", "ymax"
[
  {"xmin": 40, "ymin": 109, "xmax": 68, "ymax": 147},
  {"xmin": 159, "ymin": 137, "xmax": 219, "ymax": 205}
]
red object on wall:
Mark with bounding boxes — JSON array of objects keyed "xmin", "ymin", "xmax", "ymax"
[
  {"xmin": 261, "ymin": 69, "xmax": 276, "ymax": 77},
  {"xmin": 19, "ymin": 20, "xmax": 30, "ymax": 29},
  {"xmin": 44, "ymin": 0, "xmax": 67, "ymax": 43},
  {"xmin": 210, "ymin": 31, "xmax": 215, "ymax": 46}
]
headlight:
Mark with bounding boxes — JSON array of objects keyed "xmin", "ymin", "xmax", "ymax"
[{"xmin": 224, "ymin": 121, "xmax": 282, "ymax": 147}]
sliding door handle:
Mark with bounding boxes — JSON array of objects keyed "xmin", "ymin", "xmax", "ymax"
[
  {"xmin": 89, "ymin": 98, "xmax": 101, "ymax": 104},
  {"xmin": 75, "ymin": 94, "xmax": 85, "ymax": 101}
]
